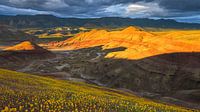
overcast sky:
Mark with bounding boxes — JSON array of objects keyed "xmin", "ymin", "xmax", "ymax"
[{"xmin": 0, "ymin": 0, "xmax": 200, "ymax": 23}]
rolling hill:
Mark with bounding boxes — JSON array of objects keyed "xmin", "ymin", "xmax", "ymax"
[
  {"xmin": 5, "ymin": 41, "xmax": 50, "ymax": 52},
  {"xmin": 1, "ymin": 15, "xmax": 200, "ymax": 29},
  {"xmin": 0, "ymin": 68, "xmax": 197, "ymax": 111}
]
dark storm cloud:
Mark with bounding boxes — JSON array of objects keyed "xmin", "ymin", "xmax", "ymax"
[
  {"xmin": 0, "ymin": 0, "xmax": 200, "ymax": 22},
  {"xmin": 0, "ymin": 0, "xmax": 199, "ymax": 13},
  {"xmin": 159, "ymin": 0, "xmax": 200, "ymax": 11}
]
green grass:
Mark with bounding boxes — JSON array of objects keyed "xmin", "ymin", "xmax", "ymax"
[{"xmin": 0, "ymin": 68, "xmax": 197, "ymax": 112}]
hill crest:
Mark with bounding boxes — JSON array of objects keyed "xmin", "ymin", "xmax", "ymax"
[
  {"xmin": 5, "ymin": 41, "xmax": 46, "ymax": 51},
  {"xmin": 122, "ymin": 26, "xmax": 143, "ymax": 33}
]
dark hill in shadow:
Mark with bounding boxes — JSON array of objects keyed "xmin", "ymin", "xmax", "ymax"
[
  {"xmin": 73, "ymin": 47, "xmax": 200, "ymax": 92},
  {"xmin": 0, "ymin": 24, "xmax": 37, "ymax": 46}
]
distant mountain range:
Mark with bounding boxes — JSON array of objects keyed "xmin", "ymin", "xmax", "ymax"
[{"xmin": 0, "ymin": 15, "xmax": 200, "ymax": 29}]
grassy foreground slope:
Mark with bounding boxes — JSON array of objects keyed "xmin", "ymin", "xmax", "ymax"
[{"xmin": 0, "ymin": 69, "xmax": 197, "ymax": 112}]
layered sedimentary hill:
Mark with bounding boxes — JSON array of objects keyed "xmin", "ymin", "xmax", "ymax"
[
  {"xmin": 5, "ymin": 41, "xmax": 49, "ymax": 52},
  {"xmin": 48, "ymin": 26, "xmax": 154, "ymax": 50},
  {"xmin": 49, "ymin": 26, "xmax": 200, "ymax": 59}
]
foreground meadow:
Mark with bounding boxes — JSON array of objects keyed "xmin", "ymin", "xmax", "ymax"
[{"xmin": 0, "ymin": 69, "xmax": 198, "ymax": 112}]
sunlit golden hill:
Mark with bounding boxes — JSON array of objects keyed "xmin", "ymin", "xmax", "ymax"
[
  {"xmin": 5, "ymin": 41, "xmax": 48, "ymax": 52},
  {"xmin": 0, "ymin": 41, "xmax": 55, "ymax": 69},
  {"xmin": 0, "ymin": 68, "xmax": 197, "ymax": 112},
  {"xmin": 48, "ymin": 26, "xmax": 200, "ymax": 60},
  {"xmin": 3, "ymin": 41, "xmax": 55, "ymax": 58}
]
